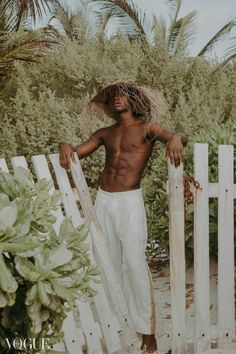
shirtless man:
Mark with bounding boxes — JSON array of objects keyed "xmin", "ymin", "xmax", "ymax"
[{"xmin": 59, "ymin": 82, "xmax": 188, "ymax": 353}]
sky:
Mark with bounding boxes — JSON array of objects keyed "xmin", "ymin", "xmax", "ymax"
[
  {"xmin": 40, "ymin": 0, "xmax": 236, "ymax": 58},
  {"xmin": 131, "ymin": 0, "xmax": 236, "ymax": 56}
]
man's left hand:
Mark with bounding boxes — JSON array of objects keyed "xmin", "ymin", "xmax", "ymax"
[{"xmin": 166, "ymin": 134, "xmax": 184, "ymax": 167}]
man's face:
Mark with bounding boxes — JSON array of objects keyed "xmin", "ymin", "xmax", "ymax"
[{"xmin": 110, "ymin": 93, "xmax": 130, "ymax": 113}]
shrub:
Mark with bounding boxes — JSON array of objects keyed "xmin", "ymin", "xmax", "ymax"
[{"xmin": 0, "ymin": 167, "xmax": 99, "ymax": 353}]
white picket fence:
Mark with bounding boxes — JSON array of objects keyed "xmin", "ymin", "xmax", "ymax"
[
  {"xmin": 0, "ymin": 142, "xmax": 235, "ymax": 354},
  {"xmin": 169, "ymin": 143, "xmax": 236, "ymax": 354}
]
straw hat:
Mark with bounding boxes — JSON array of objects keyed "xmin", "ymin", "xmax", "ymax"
[{"xmin": 89, "ymin": 81, "xmax": 169, "ymax": 124}]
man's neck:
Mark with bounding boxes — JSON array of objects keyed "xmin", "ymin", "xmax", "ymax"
[{"xmin": 117, "ymin": 111, "xmax": 140, "ymax": 127}]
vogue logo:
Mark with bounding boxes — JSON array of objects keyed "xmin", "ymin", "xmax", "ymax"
[{"xmin": 5, "ymin": 337, "xmax": 50, "ymax": 351}]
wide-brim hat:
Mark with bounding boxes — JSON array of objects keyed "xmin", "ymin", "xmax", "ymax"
[{"xmin": 89, "ymin": 81, "xmax": 169, "ymax": 123}]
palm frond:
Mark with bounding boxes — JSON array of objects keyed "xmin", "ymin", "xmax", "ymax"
[
  {"xmin": 89, "ymin": 0, "xmax": 151, "ymax": 44},
  {"xmin": 212, "ymin": 52, "xmax": 236, "ymax": 74},
  {"xmin": 91, "ymin": 10, "xmax": 113, "ymax": 41},
  {"xmin": 168, "ymin": 10, "xmax": 197, "ymax": 58},
  {"xmin": 100, "ymin": 10, "xmax": 112, "ymax": 32},
  {"xmin": 224, "ymin": 35, "xmax": 236, "ymax": 57},
  {"xmin": 77, "ymin": 2, "xmax": 113, "ymax": 42},
  {"xmin": 152, "ymin": 14, "xmax": 167, "ymax": 47},
  {"xmin": 197, "ymin": 19, "xmax": 236, "ymax": 56},
  {"xmin": 167, "ymin": 0, "xmax": 181, "ymax": 50},
  {"xmin": 0, "ymin": 27, "xmax": 59, "ymax": 72},
  {"xmin": 49, "ymin": 0, "xmax": 99, "ymax": 43},
  {"xmin": 0, "ymin": 2, "xmax": 18, "ymax": 32},
  {"xmin": 49, "ymin": 1, "xmax": 76, "ymax": 40},
  {"xmin": 211, "ymin": 35, "xmax": 236, "ymax": 73},
  {"xmin": 2, "ymin": 0, "xmax": 59, "ymax": 24}
]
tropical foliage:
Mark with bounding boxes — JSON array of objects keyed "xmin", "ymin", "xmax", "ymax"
[{"xmin": 0, "ymin": 166, "xmax": 99, "ymax": 353}]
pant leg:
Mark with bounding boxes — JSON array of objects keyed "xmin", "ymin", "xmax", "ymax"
[
  {"xmin": 116, "ymin": 192, "xmax": 156, "ymax": 335},
  {"xmin": 94, "ymin": 191, "xmax": 123, "ymax": 286}
]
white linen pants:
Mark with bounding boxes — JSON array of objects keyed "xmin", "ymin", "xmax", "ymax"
[{"xmin": 95, "ymin": 187, "xmax": 156, "ymax": 335}]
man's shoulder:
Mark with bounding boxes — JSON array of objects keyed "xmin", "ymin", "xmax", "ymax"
[
  {"xmin": 143, "ymin": 122, "xmax": 162, "ymax": 138},
  {"xmin": 92, "ymin": 124, "xmax": 116, "ymax": 140},
  {"xmin": 94, "ymin": 125, "xmax": 113, "ymax": 134}
]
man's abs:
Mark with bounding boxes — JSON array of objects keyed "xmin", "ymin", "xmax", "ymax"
[
  {"xmin": 99, "ymin": 150, "xmax": 152, "ymax": 192},
  {"xmin": 100, "ymin": 169, "xmax": 141, "ymax": 192}
]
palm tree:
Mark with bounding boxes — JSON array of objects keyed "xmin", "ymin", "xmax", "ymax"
[
  {"xmin": 48, "ymin": 0, "xmax": 112, "ymax": 44},
  {"xmin": 1, "ymin": 0, "xmax": 57, "ymax": 28},
  {"xmin": 88, "ymin": 0, "xmax": 236, "ymax": 68},
  {"xmin": 0, "ymin": 1, "xmax": 60, "ymax": 73}
]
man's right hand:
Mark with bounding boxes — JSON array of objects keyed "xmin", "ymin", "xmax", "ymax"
[{"xmin": 59, "ymin": 143, "xmax": 75, "ymax": 170}]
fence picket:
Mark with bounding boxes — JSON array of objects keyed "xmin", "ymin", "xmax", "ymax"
[
  {"xmin": 11, "ymin": 156, "xmax": 28, "ymax": 169},
  {"xmin": 193, "ymin": 144, "xmax": 211, "ymax": 353},
  {"xmin": 218, "ymin": 145, "xmax": 235, "ymax": 348},
  {"xmin": 0, "ymin": 158, "xmax": 9, "ymax": 172},
  {"xmin": 168, "ymin": 161, "xmax": 187, "ymax": 354},
  {"xmin": 32, "ymin": 154, "xmax": 62, "ymax": 234}
]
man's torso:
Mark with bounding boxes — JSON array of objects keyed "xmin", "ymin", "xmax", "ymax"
[{"xmin": 100, "ymin": 122, "xmax": 155, "ymax": 192}]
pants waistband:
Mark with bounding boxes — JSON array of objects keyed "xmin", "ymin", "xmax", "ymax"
[{"xmin": 98, "ymin": 187, "xmax": 142, "ymax": 197}]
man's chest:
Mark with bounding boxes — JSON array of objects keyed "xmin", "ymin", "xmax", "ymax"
[{"xmin": 103, "ymin": 127, "xmax": 153, "ymax": 153}]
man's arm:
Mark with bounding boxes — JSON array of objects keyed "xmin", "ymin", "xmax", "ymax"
[
  {"xmin": 146, "ymin": 123, "xmax": 188, "ymax": 167},
  {"xmin": 59, "ymin": 128, "xmax": 105, "ymax": 170}
]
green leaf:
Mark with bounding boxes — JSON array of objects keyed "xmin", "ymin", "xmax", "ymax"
[
  {"xmin": 48, "ymin": 242, "xmax": 73, "ymax": 269},
  {"xmin": 0, "ymin": 172, "xmax": 18, "ymax": 198},
  {"xmin": 14, "ymin": 166, "xmax": 34, "ymax": 188},
  {"xmin": 58, "ymin": 218, "xmax": 74, "ymax": 242},
  {"xmin": 15, "ymin": 256, "xmax": 41, "ymax": 282},
  {"xmin": 38, "ymin": 281, "xmax": 51, "ymax": 307},
  {"xmin": 51, "ymin": 281, "xmax": 76, "ymax": 303},
  {"xmin": 6, "ymin": 291, "xmax": 16, "ymax": 306},
  {"xmin": 77, "ymin": 221, "xmax": 90, "ymax": 242},
  {"xmin": 0, "ymin": 253, "xmax": 18, "ymax": 293},
  {"xmin": 27, "ymin": 297, "xmax": 43, "ymax": 334},
  {"xmin": 2, "ymin": 241, "xmax": 42, "ymax": 256},
  {"xmin": 50, "ymin": 190, "xmax": 62, "ymax": 207},
  {"xmin": 0, "ymin": 203, "xmax": 18, "ymax": 230},
  {"xmin": 0, "ymin": 193, "xmax": 10, "ymax": 209},
  {"xmin": 0, "ymin": 289, "xmax": 8, "ymax": 308},
  {"xmin": 25, "ymin": 284, "xmax": 38, "ymax": 306}
]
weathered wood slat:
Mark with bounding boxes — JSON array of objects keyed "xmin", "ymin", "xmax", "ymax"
[
  {"xmin": 49, "ymin": 153, "xmax": 121, "ymax": 354},
  {"xmin": 11, "ymin": 156, "xmax": 28, "ymax": 169},
  {"xmin": 202, "ymin": 349, "xmax": 236, "ymax": 354},
  {"xmin": 32, "ymin": 155, "xmax": 63, "ymax": 234},
  {"xmin": 218, "ymin": 145, "xmax": 235, "ymax": 348},
  {"xmin": 193, "ymin": 144, "xmax": 211, "ymax": 353},
  {"xmin": 0, "ymin": 158, "xmax": 9, "ymax": 172},
  {"xmin": 208, "ymin": 183, "xmax": 236, "ymax": 198},
  {"xmin": 60, "ymin": 311, "xmax": 84, "ymax": 354},
  {"xmin": 168, "ymin": 161, "xmax": 187, "ymax": 354}
]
